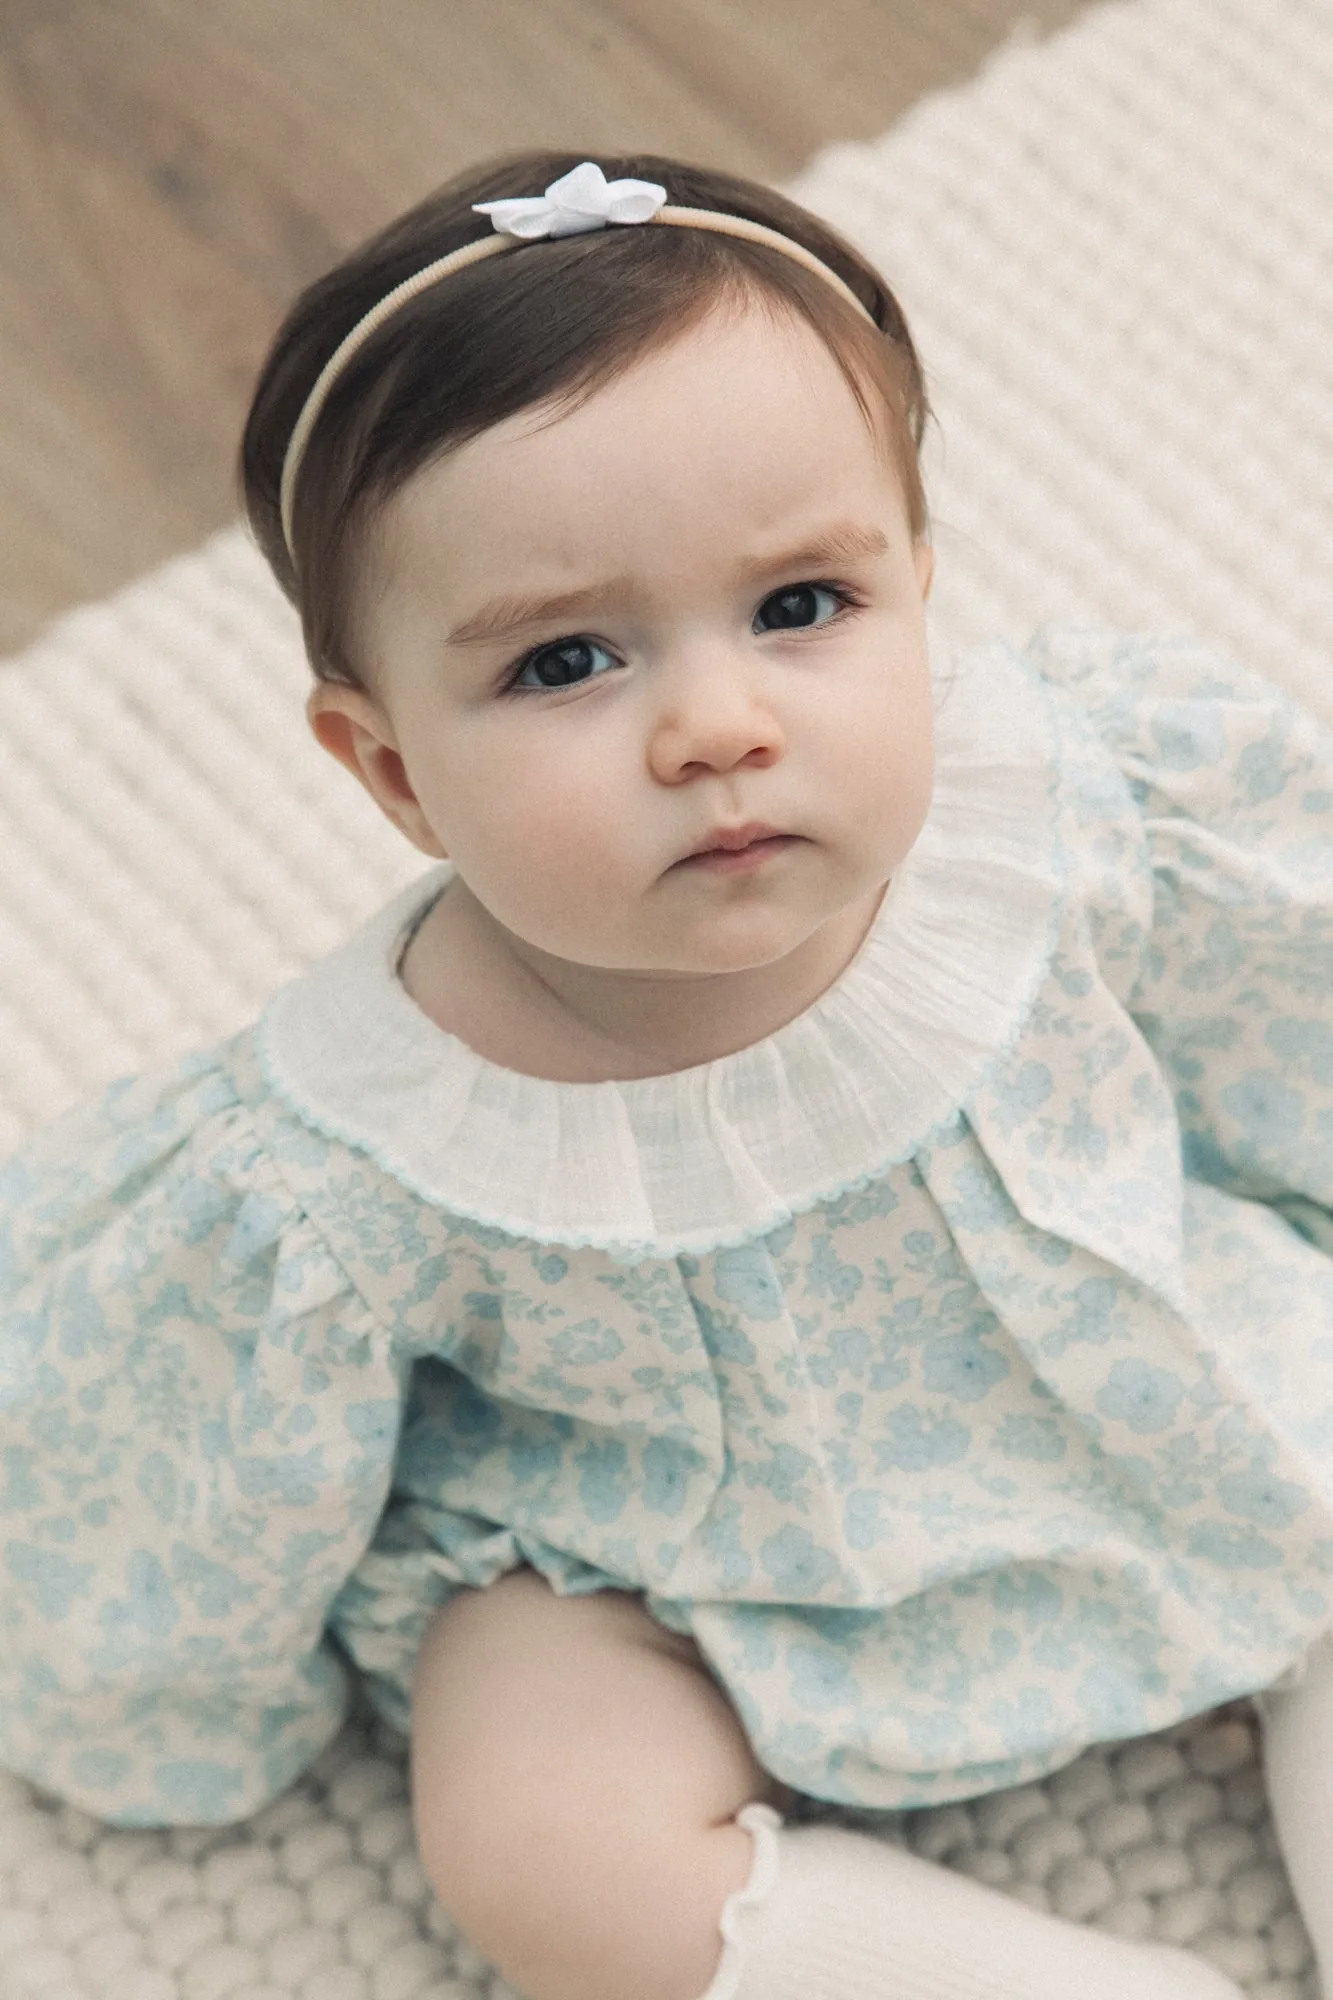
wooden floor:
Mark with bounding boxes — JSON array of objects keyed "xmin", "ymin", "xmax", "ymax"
[{"xmin": 1, "ymin": 0, "xmax": 1091, "ymax": 656}]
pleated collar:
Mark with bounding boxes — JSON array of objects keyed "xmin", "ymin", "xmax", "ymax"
[{"xmin": 258, "ymin": 637, "xmax": 1065, "ymax": 1258}]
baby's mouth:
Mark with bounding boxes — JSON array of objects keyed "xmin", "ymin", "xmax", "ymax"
[
  {"xmin": 674, "ymin": 833, "xmax": 801, "ymax": 872},
  {"xmin": 678, "ymin": 821, "xmax": 791, "ymax": 862}
]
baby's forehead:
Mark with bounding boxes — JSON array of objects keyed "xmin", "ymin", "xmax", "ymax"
[
  {"xmin": 382, "ymin": 443, "xmax": 896, "ymax": 588},
  {"xmin": 397, "ymin": 327, "xmax": 890, "ymax": 515},
  {"xmin": 355, "ymin": 303, "xmax": 915, "ymax": 632}
]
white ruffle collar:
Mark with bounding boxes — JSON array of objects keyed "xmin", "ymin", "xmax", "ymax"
[{"xmin": 258, "ymin": 638, "xmax": 1064, "ymax": 1259}]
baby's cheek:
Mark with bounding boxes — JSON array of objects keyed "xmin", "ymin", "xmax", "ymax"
[
  {"xmin": 896, "ymin": 742, "xmax": 936, "ymax": 846},
  {"xmin": 842, "ymin": 722, "xmax": 931, "ymax": 864},
  {"xmin": 482, "ymin": 815, "xmax": 632, "ymax": 949},
  {"xmin": 887, "ymin": 684, "xmax": 935, "ymax": 815}
]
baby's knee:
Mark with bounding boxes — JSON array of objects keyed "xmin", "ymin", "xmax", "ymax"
[
  {"xmin": 408, "ymin": 1572, "xmax": 784, "ymax": 2000},
  {"xmin": 420, "ymin": 1769, "xmax": 756, "ymax": 2000}
]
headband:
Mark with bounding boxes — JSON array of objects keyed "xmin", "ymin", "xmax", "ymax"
[{"xmin": 278, "ymin": 160, "xmax": 878, "ymax": 560}]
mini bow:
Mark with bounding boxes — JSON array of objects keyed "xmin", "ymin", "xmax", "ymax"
[{"xmin": 473, "ymin": 160, "xmax": 668, "ymax": 240}]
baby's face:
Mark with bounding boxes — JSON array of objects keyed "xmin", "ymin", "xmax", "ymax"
[{"xmin": 311, "ymin": 301, "xmax": 935, "ymax": 983}]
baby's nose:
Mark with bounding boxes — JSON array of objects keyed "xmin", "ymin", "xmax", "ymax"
[{"xmin": 647, "ymin": 652, "xmax": 786, "ymax": 778}]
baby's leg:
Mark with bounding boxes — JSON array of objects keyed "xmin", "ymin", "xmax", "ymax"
[
  {"xmin": 410, "ymin": 1566, "xmax": 791, "ymax": 2000},
  {"xmin": 411, "ymin": 1566, "xmax": 1246, "ymax": 2000},
  {"xmin": 1255, "ymin": 1630, "xmax": 1333, "ymax": 1987}
]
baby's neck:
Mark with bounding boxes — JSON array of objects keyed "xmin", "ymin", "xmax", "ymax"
[{"xmin": 399, "ymin": 874, "xmax": 888, "ymax": 1084}]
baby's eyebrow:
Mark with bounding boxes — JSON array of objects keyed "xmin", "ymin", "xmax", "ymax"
[{"xmin": 445, "ymin": 521, "xmax": 892, "ymax": 648}]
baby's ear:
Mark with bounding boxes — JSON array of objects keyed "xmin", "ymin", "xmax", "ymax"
[
  {"xmin": 305, "ymin": 681, "xmax": 388, "ymax": 784},
  {"xmin": 305, "ymin": 683, "xmax": 448, "ymax": 861},
  {"xmin": 913, "ymin": 541, "xmax": 935, "ymax": 602}
]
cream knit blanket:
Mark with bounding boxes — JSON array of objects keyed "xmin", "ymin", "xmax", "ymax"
[{"xmin": 1, "ymin": 0, "xmax": 1329, "ymax": 1994}]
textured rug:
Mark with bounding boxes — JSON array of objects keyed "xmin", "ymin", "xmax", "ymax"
[{"xmin": 1, "ymin": 0, "xmax": 1330, "ymax": 1995}]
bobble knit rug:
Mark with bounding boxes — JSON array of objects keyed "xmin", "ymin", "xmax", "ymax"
[{"xmin": 1, "ymin": 0, "xmax": 1331, "ymax": 1996}]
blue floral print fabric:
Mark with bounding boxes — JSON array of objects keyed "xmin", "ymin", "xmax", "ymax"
[{"xmin": 3, "ymin": 623, "xmax": 1333, "ymax": 1827}]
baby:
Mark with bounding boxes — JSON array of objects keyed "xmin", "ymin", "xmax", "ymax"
[{"xmin": 5, "ymin": 148, "xmax": 1333, "ymax": 2000}]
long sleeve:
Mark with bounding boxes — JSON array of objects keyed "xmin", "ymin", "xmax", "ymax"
[
  {"xmin": 0, "ymin": 1034, "xmax": 404, "ymax": 1824},
  {"xmin": 1027, "ymin": 622, "xmax": 1333, "ymax": 1231}
]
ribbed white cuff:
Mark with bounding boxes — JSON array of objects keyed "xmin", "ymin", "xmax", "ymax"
[
  {"xmin": 695, "ymin": 1806, "xmax": 1246, "ymax": 2000},
  {"xmin": 695, "ymin": 1802, "xmax": 785, "ymax": 2000}
]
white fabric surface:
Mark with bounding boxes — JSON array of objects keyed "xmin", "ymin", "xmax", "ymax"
[
  {"xmin": 1255, "ymin": 1633, "xmax": 1333, "ymax": 1997},
  {"xmin": 0, "ymin": 0, "xmax": 1329, "ymax": 1993},
  {"xmin": 705, "ymin": 1798, "xmax": 1250, "ymax": 2000}
]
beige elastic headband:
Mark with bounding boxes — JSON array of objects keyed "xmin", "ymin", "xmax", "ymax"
[{"xmin": 278, "ymin": 160, "xmax": 877, "ymax": 559}]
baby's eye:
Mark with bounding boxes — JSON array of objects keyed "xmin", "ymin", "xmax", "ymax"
[
  {"xmin": 503, "ymin": 582, "xmax": 859, "ymax": 694},
  {"xmin": 753, "ymin": 582, "xmax": 854, "ymax": 633},
  {"xmin": 507, "ymin": 636, "xmax": 619, "ymax": 693}
]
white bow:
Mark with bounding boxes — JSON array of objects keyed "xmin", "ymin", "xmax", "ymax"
[{"xmin": 473, "ymin": 161, "xmax": 668, "ymax": 240}]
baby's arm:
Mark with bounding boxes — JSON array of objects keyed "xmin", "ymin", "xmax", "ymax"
[
  {"xmin": 0, "ymin": 1037, "xmax": 379, "ymax": 1825},
  {"xmin": 1028, "ymin": 623, "xmax": 1333, "ymax": 1221}
]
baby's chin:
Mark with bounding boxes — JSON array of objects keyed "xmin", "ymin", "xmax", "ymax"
[{"xmin": 517, "ymin": 907, "xmax": 865, "ymax": 982}]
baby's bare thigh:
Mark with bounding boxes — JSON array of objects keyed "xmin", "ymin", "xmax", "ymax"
[{"xmin": 410, "ymin": 1567, "xmax": 792, "ymax": 1911}]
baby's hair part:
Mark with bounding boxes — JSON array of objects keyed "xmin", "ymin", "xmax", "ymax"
[{"xmin": 239, "ymin": 149, "xmax": 933, "ymax": 693}]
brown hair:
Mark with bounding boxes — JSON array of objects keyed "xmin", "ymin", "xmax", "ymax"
[{"xmin": 239, "ymin": 148, "xmax": 933, "ymax": 692}]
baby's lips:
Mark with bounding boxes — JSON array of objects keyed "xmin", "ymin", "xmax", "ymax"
[{"xmin": 678, "ymin": 821, "xmax": 790, "ymax": 862}]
